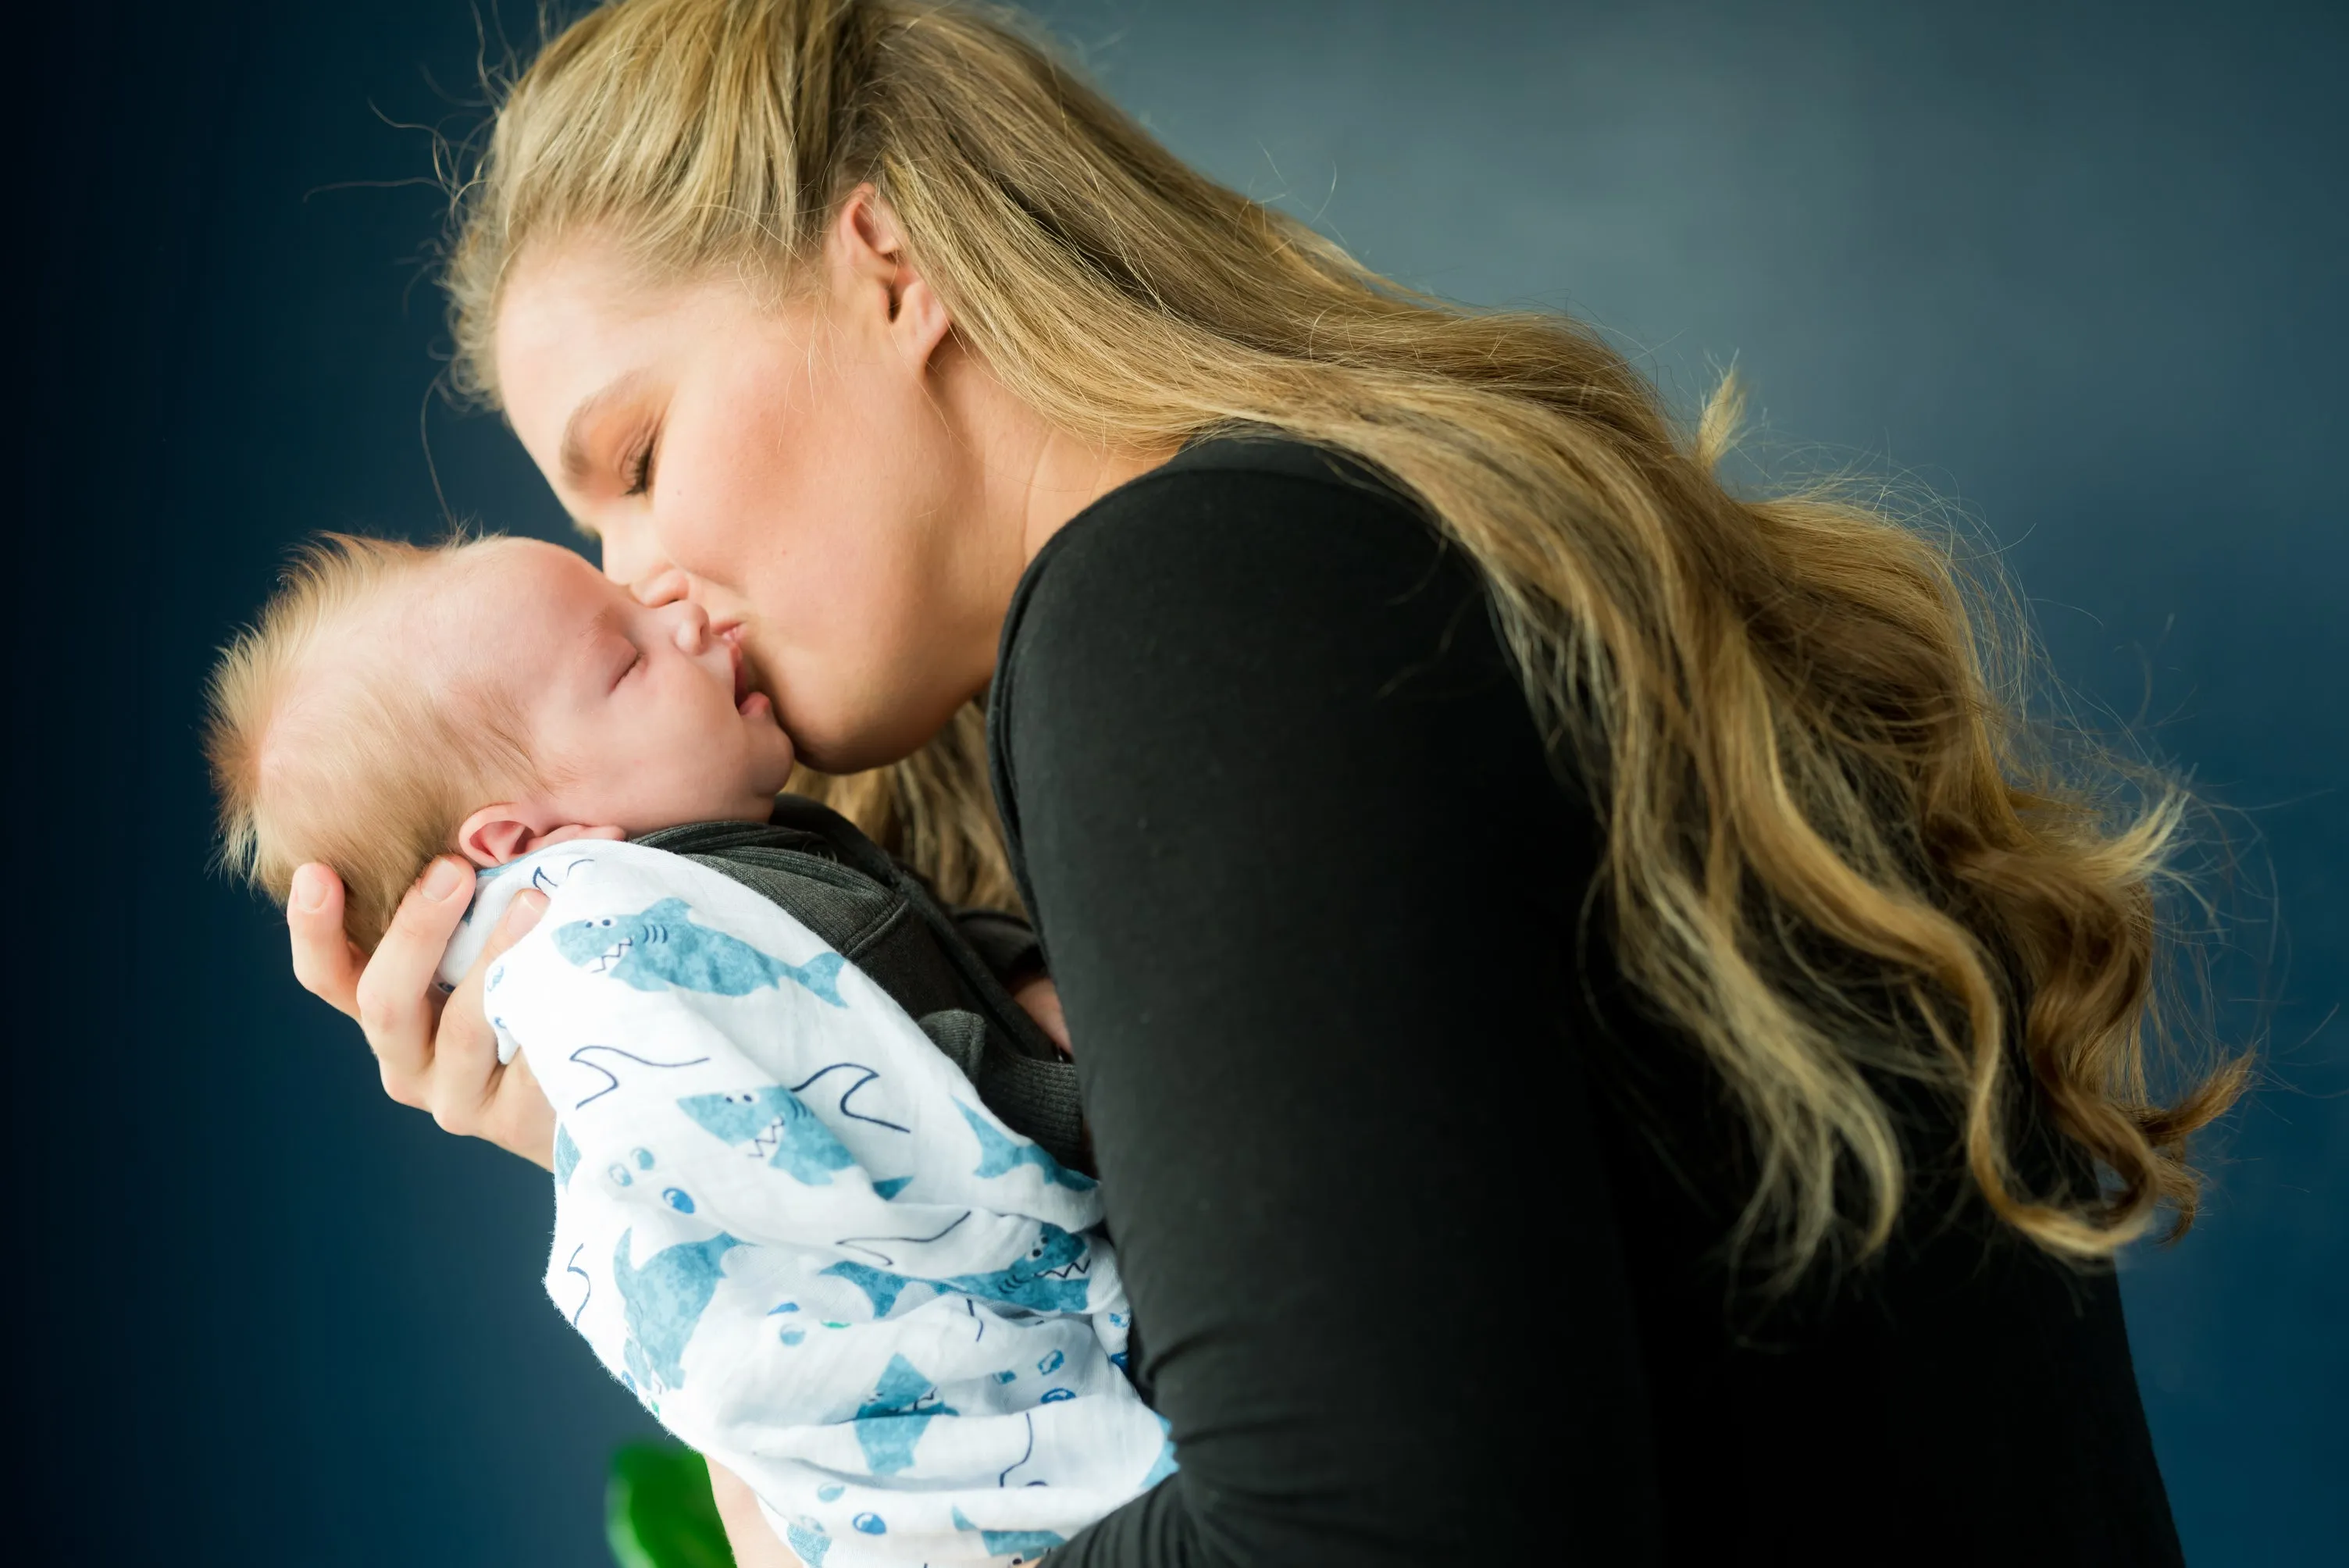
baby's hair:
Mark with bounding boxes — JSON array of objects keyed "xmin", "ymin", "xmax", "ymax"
[{"xmin": 205, "ymin": 533, "xmax": 543, "ymax": 951}]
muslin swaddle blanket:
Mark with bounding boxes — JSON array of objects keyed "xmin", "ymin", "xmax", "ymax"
[{"xmin": 437, "ymin": 840, "xmax": 1173, "ymax": 1565}]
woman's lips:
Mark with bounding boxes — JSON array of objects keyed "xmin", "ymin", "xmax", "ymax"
[{"xmin": 716, "ymin": 622, "xmax": 768, "ymax": 717}]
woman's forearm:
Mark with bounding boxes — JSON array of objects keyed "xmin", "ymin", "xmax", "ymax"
[{"xmin": 708, "ymin": 1459, "xmax": 803, "ymax": 1568}]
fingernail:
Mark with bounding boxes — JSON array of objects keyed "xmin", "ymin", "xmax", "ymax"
[
  {"xmin": 292, "ymin": 865, "xmax": 329, "ymax": 913},
  {"xmin": 422, "ymin": 859, "xmax": 467, "ymax": 902},
  {"xmin": 504, "ymin": 889, "xmax": 548, "ymax": 929}
]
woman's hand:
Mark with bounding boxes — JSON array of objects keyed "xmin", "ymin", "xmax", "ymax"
[
  {"xmin": 706, "ymin": 1460, "xmax": 803, "ymax": 1566},
  {"xmin": 1011, "ymin": 973, "xmax": 1074, "ymax": 1058},
  {"xmin": 287, "ymin": 855, "xmax": 558, "ymax": 1170}
]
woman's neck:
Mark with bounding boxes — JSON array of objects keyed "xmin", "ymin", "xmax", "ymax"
[{"xmin": 1016, "ymin": 430, "xmax": 1178, "ymax": 563}]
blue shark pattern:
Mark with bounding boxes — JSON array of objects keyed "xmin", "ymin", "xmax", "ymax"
[
  {"xmin": 553, "ymin": 898, "xmax": 846, "ymax": 1004},
  {"xmin": 956, "ymin": 1103, "xmax": 1096, "ymax": 1191},
  {"xmin": 820, "ymin": 1222, "xmax": 1094, "ymax": 1318},
  {"xmin": 566, "ymin": 1044, "xmax": 711, "ymax": 1109},
  {"xmin": 851, "ymin": 1352, "xmax": 958, "ymax": 1476},
  {"xmin": 817, "ymin": 1260, "xmax": 925, "ymax": 1319},
  {"xmin": 1141, "ymin": 1414, "xmax": 1179, "ymax": 1488},
  {"xmin": 787, "ymin": 1061, "xmax": 911, "ymax": 1132},
  {"xmin": 561, "ymin": 1242, "xmax": 592, "ymax": 1328},
  {"xmin": 502, "ymin": 850, "xmax": 1162, "ymax": 1541},
  {"xmin": 783, "ymin": 1516, "xmax": 832, "ymax": 1567},
  {"xmin": 950, "ymin": 1507, "xmax": 1066, "ymax": 1563},
  {"xmin": 611, "ymin": 1228, "xmax": 743, "ymax": 1394},
  {"xmin": 676, "ymin": 1085, "xmax": 856, "ymax": 1185}
]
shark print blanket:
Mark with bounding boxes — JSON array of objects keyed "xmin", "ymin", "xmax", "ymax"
[{"xmin": 436, "ymin": 841, "xmax": 1173, "ymax": 1566}]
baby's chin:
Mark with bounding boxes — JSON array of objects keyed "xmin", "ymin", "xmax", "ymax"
[{"xmin": 747, "ymin": 711, "xmax": 799, "ymax": 794}]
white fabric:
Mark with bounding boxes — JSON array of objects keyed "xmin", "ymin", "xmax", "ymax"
[{"xmin": 443, "ymin": 841, "xmax": 1171, "ymax": 1566}]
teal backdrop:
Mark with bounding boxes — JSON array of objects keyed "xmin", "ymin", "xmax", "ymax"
[{"xmin": 18, "ymin": 2, "xmax": 2340, "ymax": 1562}]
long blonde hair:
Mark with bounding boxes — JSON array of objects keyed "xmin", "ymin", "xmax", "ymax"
[{"xmin": 440, "ymin": 0, "xmax": 2244, "ymax": 1275}]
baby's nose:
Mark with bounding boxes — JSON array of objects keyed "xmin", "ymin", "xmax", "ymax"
[{"xmin": 671, "ymin": 600, "xmax": 711, "ymax": 653}]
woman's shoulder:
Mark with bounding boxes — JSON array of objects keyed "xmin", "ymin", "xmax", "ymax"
[
  {"xmin": 998, "ymin": 430, "xmax": 1460, "ymax": 671},
  {"xmin": 1136, "ymin": 428, "xmax": 1415, "ymax": 497},
  {"xmin": 986, "ymin": 426, "xmax": 1577, "ymax": 918}
]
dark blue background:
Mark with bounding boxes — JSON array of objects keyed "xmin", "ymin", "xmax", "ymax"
[{"xmin": 20, "ymin": 2, "xmax": 2340, "ymax": 1561}]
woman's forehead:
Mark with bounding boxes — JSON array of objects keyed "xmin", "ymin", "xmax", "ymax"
[
  {"xmin": 495, "ymin": 249, "xmax": 666, "ymax": 440},
  {"xmin": 497, "ymin": 244, "xmax": 748, "ymax": 387},
  {"xmin": 496, "ymin": 245, "xmax": 779, "ymax": 494}
]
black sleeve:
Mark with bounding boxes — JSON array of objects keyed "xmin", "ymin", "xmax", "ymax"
[
  {"xmin": 991, "ymin": 458, "xmax": 1663, "ymax": 1565},
  {"xmin": 949, "ymin": 906, "xmax": 1046, "ymax": 988}
]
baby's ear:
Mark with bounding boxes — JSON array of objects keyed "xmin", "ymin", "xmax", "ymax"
[{"xmin": 455, "ymin": 805, "xmax": 545, "ymax": 868}]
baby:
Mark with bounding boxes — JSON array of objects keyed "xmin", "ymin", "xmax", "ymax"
[
  {"xmin": 208, "ymin": 532, "xmax": 797, "ymax": 952},
  {"xmin": 207, "ymin": 534, "xmax": 1171, "ymax": 1566}
]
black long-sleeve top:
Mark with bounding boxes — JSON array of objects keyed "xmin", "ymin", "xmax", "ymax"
[{"xmin": 986, "ymin": 434, "xmax": 2183, "ymax": 1566}]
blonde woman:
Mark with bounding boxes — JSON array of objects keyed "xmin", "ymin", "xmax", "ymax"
[{"xmin": 283, "ymin": 2, "xmax": 2238, "ymax": 1561}]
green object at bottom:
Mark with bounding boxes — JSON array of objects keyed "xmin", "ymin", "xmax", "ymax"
[{"xmin": 606, "ymin": 1444, "xmax": 737, "ymax": 1568}]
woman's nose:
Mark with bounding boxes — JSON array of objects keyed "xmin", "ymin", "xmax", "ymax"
[
  {"xmin": 668, "ymin": 598, "xmax": 711, "ymax": 654},
  {"xmin": 630, "ymin": 565, "xmax": 693, "ymax": 608},
  {"xmin": 597, "ymin": 516, "xmax": 672, "ymax": 592}
]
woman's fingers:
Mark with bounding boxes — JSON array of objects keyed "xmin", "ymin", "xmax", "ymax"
[
  {"xmin": 483, "ymin": 1049, "xmax": 558, "ymax": 1172},
  {"xmin": 428, "ymin": 888, "xmax": 555, "ymax": 1166},
  {"xmin": 427, "ymin": 888, "xmax": 540, "ymax": 1118},
  {"xmin": 286, "ymin": 852, "xmax": 555, "ymax": 1169},
  {"xmin": 287, "ymin": 863, "xmax": 365, "ymax": 1020},
  {"xmin": 706, "ymin": 1459, "xmax": 802, "ymax": 1566},
  {"xmin": 352, "ymin": 856, "xmax": 474, "ymax": 1094},
  {"xmin": 1011, "ymin": 974, "xmax": 1074, "ymax": 1058}
]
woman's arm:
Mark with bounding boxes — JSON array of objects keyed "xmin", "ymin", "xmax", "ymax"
[
  {"xmin": 287, "ymin": 858, "xmax": 1071, "ymax": 1160},
  {"xmin": 995, "ymin": 459, "xmax": 1663, "ymax": 1564},
  {"xmin": 707, "ymin": 1460, "xmax": 803, "ymax": 1568}
]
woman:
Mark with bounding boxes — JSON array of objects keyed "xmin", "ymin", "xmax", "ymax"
[{"xmin": 287, "ymin": 1, "xmax": 2240, "ymax": 1561}]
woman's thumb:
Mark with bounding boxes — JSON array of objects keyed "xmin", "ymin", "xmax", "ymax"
[{"xmin": 485, "ymin": 888, "xmax": 549, "ymax": 957}]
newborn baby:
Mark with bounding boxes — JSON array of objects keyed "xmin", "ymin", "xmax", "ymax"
[
  {"xmin": 206, "ymin": 534, "xmax": 1170, "ymax": 1566},
  {"xmin": 208, "ymin": 531, "xmax": 796, "ymax": 950}
]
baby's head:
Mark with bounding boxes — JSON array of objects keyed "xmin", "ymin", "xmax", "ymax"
[{"xmin": 206, "ymin": 533, "xmax": 795, "ymax": 948}]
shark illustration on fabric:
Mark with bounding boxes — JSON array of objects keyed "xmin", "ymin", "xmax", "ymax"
[
  {"xmin": 491, "ymin": 842, "xmax": 1163, "ymax": 1559},
  {"xmin": 949, "ymin": 1507, "xmax": 1066, "ymax": 1564},
  {"xmin": 678, "ymin": 1085, "xmax": 858, "ymax": 1185},
  {"xmin": 784, "ymin": 1516, "xmax": 833, "ymax": 1567},
  {"xmin": 956, "ymin": 1103, "xmax": 1096, "ymax": 1191},
  {"xmin": 1141, "ymin": 1414, "xmax": 1179, "ymax": 1488},
  {"xmin": 851, "ymin": 1352, "xmax": 959, "ymax": 1477},
  {"xmin": 553, "ymin": 897, "xmax": 847, "ymax": 1003},
  {"xmin": 821, "ymin": 1222, "xmax": 1094, "ymax": 1319},
  {"xmin": 612, "ymin": 1228, "xmax": 744, "ymax": 1394}
]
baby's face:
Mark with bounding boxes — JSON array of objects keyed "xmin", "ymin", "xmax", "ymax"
[{"xmin": 447, "ymin": 539, "xmax": 797, "ymax": 841}]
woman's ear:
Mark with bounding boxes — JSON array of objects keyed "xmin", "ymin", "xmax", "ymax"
[{"xmin": 832, "ymin": 184, "xmax": 953, "ymax": 365}]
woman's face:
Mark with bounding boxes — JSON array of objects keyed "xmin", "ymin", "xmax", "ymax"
[{"xmin": 492, "ymin": 203, "xmax": 1026, "ymax": 774}]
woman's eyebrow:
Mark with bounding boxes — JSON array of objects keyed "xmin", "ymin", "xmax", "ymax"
[{"xmin": 558, "ymin": 372, "xmax": 651, "ymax": 488}]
